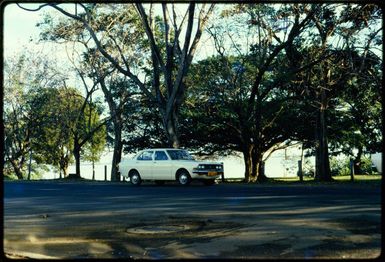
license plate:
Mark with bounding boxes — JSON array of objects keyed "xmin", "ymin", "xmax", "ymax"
[{"xmin": 208, "ymin": 171, "xmax": 217, "ymax": 176}]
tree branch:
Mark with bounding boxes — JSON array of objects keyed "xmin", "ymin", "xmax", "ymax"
[{"xmin": 48, "ymin": 3, "xmax": 154, "ymax": 101}]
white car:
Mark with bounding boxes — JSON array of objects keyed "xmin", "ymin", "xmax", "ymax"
[{"xmin": 119, "ymin": 148, "xmax": 224, "ymax": 186}]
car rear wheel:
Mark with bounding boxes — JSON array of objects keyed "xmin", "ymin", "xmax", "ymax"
[
  {"xmin": 177, "ymin": 170, "xmax": 191, "ymax": 186},
  {"xmin": 129, "ymin": 170, "xmax": 142, "ymax": 186}
]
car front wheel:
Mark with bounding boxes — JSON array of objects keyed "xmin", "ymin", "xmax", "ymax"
[
  {"xmin": 178, "ymin": 171, "xmax": 191, "ymax": 186},
  {"xmin": 130, "ymin": 170, "xmax": 142, "ymax": 186}
]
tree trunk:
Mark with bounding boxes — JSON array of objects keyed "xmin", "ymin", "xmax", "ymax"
[
  {"xmin": 243, "ymin": 146, "xmax": 253, "ymax": 182},
  {"xmin": 27, "ymin": 149, "xmax": 32, "ymax": 180},
  {"xmin": 256, "ymin": 159, "xmax": 268, "ymax": 182},
  {"xmin": 10, "ymin": 159, "xmax": 24, "ymax": 180},
  {"xmin": 243, "ymin": 144, "xmax": 254, "ymax": 182},
  {"xmin": 315, "ymin": 92, "xmax": 332, "ymax": 182},
  {"xmin": 99, "ymin": 78, "xmax": 123, "ymax": 181},
  {"xmin": 111, "ymin": 119, "xmax": 123, "ymax": 181},
  {"xmin": 59, "ymin": 154, "xmax": 69, "ymax": 178},
  {"xmin": 60, "ymin": 161, "xmax": 69, "ymax": 178},
  {"xmin": 73, "ymin": 137, "xmax": 81, "ymax": 179},
  {"xmin": 164, "ymin": 112, "xmax": 180, "ymax": 148},
  {"xmin": 242, "ymin": 144, "xmax": 267, "ymax": 183},
  {"xmin": 92, "ymin": 160, "xmax": 95, "ymax": 180}
]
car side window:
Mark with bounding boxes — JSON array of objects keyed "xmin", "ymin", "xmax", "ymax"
[
  {"xmin": 155, "ymin": 151, "xmax": 168, "ymax": 161},
  {"xmin": 137, "ymin": 151, "xmax": 153, "ymax": 161}
]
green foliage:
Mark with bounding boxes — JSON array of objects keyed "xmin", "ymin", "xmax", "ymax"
[
  {"xmin": 82, "ymin": 126, "xmax": 106, "ymax": 162},
  {"xmin": 3, "ymin": 51, "xmax": 66, "ymax": 179},
  {"xmin": 27, "ymin": 86, "xmax": 106, "ymax": 175},
  {"xmin": 330, "ymin": 156, "xmax": 351, "ymax": 176},
  {"xmin": 330, "ymin": 155, "xmax": 375, "ymax": 176},
  {"xmin": 28, "ymin": 87, "xmax": 75, "ymax": 168}
]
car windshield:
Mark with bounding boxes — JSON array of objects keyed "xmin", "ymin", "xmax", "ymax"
[{"xmin": 167, "ymin": 150, "xmax": 195, "ymax": 160}]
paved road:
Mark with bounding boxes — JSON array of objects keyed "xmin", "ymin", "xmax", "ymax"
[{"xmin": 3, "ymin": 180, "xmax": 382, "ymax": 259}]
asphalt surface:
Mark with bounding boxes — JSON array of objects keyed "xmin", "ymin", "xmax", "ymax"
[{"xmin": 3, "ymin": 180, "xmax": 382, "ymax": 259}]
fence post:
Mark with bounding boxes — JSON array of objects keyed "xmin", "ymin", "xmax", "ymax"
[
  {"xmin": 104, "ymin": 165, "xmax": 107, "ymax": 181},
  {"xmin": 298, "ymin": 160, "xmax": 303, "ymax": 182},
  {"xmin": 349, "ymin": 159, "xmax": 355, "ymax": 181}
]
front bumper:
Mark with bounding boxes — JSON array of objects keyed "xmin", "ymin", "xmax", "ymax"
[{"xmin": 192, "ymin": 170, "xmax": 223, "ymax": 178}]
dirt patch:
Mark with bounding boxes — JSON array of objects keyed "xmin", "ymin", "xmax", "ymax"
[
  {"xmin": 220, "ymin": 242, "xmax": 292, "ymax": 258},
  {"xmin": 124, "ymin": 216, "xmax": 243, "ymax": 241},
  {"xmin": 291, "ymin": 237, "xmax": 381, "ymax": 259},
  {"xmin": 329, "ymin": 215, "xmax": 381, "ymax": 235},
  {"xmin": 117, "ymin": 216, "xmax": 244, "ymax": 259},
  {"xmin": 125, "ymin": 218, "xmax": 208, "ymax": 235}
]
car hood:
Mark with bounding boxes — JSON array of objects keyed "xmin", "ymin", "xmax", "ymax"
[{"xmin": 195, "ymin": 161, "xmax": 223, "ymax": 165}]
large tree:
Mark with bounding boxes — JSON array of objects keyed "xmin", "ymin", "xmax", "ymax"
[
  {"xmin": 328, "ymin": 37, "xmax": 382, "ymax": 174},
  {"xmin": 37, "ymin": 6, "xmax": 142, "ymax": 180},
  {"xmin": 3, "ymin": 51, "xmax": 64, "ymax": 179},
  {"xmin": 29, "ymin": 86, "xmax": 106, "ymax": 178},
  {"xmin": 186, "ymin": 4, "xmax": 321, "ymax": 182},
  {"xmin": 182, "ymin": 53, "xmax": 315, "ymax": 182},
  {"xmin": 302, "ymin": 3, "xmax": 382, "ymax": 181},
  {"xmin": 21, "ymin": 2, "xmax": 215, "ymax": 148},
  {"xmin": 23, "ymin": 3, "xmax": 215, "ymax": 179}
]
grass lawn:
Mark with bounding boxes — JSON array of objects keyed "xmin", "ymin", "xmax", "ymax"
[{"xmin": 270, "ymin": 174, "xmax": 382, "ymax": 186}]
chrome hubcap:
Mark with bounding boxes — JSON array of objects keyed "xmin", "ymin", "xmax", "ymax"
[
  {"xmin": 131, "ymin": 174, "xmax": 139, "ymax": 184},
  {"xmin": 179, "ymin": 174, "xmax": 188, "ymax": 184}
]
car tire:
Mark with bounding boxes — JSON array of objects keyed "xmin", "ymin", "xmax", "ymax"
[
  {"xmin": 129, "ymin": 170, "xmax": 142, "ymax": 186},
  {"xmin": 203, "ymin": 179, "xmax": 216, "ymax": 186},
  {"xmin": 177, "ymin": 170, "xmax": 191, "ymax": 186}
]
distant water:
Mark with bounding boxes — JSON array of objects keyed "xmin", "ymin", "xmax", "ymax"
[{"xmin": 43, "ymin": 150, "xmax": 304, "ymax": 180}]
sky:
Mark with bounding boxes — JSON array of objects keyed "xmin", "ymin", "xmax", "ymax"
[
  {"xmin": 3, "ymin": 3, "xmax": 309, "ymax": 180},
  {"xmin": 4, "ymin": 4, "xmax": 46, "ymax": 55}
]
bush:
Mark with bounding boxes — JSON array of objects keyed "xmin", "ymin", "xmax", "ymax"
[{"xmin": 330, "ymin": 155, "xmax": 375, "ymax": 176}]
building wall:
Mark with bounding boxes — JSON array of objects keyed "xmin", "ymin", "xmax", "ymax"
[{"xmin": 371, "ymin": 153, "xmax": 382, "ymax": 173}]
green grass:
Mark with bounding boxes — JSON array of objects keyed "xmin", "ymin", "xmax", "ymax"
[
  {"xmin": 333, "ymin": 174, "xmax": 382, "ymax": 181},
  {"xmin": 270, "ymin": 174, "xmax": 382, "ymax": 186},
  {"xmin": 221, "ymin": 174, "xmax": 382, "ymax": 187}
]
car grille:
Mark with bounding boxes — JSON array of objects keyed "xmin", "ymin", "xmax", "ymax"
[{"xmin": 202, "ymin": 164, "xmax": 223, "ymax": 170}]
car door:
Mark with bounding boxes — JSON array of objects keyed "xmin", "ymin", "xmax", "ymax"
[
  {"xmin": 135, "ymin": 150, "xmax": 154, "ymax": 179},
  {"xmin": 153, "ymin": 150, "xmax": 173, "ymax": 180}
]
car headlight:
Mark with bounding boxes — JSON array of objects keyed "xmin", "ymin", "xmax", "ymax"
[{"xmin": 194, "ymin": 165, "xmax": 204, "ymax": 170}]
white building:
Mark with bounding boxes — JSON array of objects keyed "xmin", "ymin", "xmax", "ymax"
[{"xmin": 371, "ymin": 153, "xmax": 382, "ymax": 173}]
